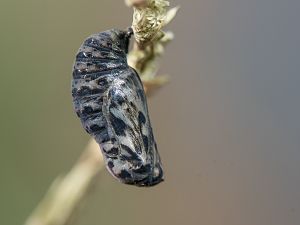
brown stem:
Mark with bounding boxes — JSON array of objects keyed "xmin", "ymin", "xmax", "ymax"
[{"xmin": 24, "ymin": 140, "xmax": 103, "ymax": 225}]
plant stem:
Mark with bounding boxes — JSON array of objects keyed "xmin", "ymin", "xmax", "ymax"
[{"xmin": 24, "ymin": 140, "xmax": 103, "ymax": 225}]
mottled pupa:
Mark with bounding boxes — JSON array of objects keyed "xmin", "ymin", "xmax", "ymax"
[{"xmin": 71, "ymin": 29, "xmax": 164, "ymax": 186}]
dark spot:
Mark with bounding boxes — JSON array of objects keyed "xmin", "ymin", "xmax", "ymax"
[
  {"xmin": 100, "ymin": 51, "xmax": 109, "ymax": 57},
  {"xmin": 137, "ymin": 89, "xmax": 146, "ymax": 103},
  {"xmin": 138, "ymin": 111, "xmax": 146, "ymax": 124},
  {"xmin": 110, "ymin": 113, "xmax": 127, "ymax": 136},
  {"xmin": 71, "ymin": 88, "xmax": 77, "ymax": 97},
  {"xmin": 84, "ymin": 126, "xmax": 90, "ymax": 133},
  {"xmin": 133, "ymin": 164, "xmax": 151, "ymax": 174},
  {"xmin": 133, "ymin": 165, "xmax": 164, "ymax": 186},
  {"xmin": 76, "ymin": 86, "xmax": 103, "ymax": 96},
  {"xmin": 111, "ymin": 90, "xmax": 125, "ymax": 105},
  {"xmin": 120, "ymin": 82, "xmax": 126, "ymax": 88},
  {"xmin": 107, "ymin": 161, "xmax": 114, "ymax": 169},
  {"xmin": 82, "ymin": 106, "xmax": 101, "ymax": 116},
  {"xmin": 75, "ymin": 87, "xmax": 91, "ymax": 96},
  {"xmin": 76, "ymin": 51, "xmax": 92, "ymax": 59},
  {"xmin": 130, "ymin": 101, "xmax": 135, "ymax": 108},
  {"xmin": 142, "ymin": 135, "xmax": 149, "ymax": 151},
  {"xmin": 82, "ymin": 106, "xmax": 93, "ymax": 114},
  {"xmin": 72, "ymin": 70, "xmax": 78, "ymax": 79},
  {"xmin": 126, "ymin": 108, "xmax": 131, "ymax": 113},
  {"xmin": 116, "ymin": 96, "xmax": 126, "ymax": 105},
  {"xmin": 89, "ymin": 124, "xmax": 105, "ymax": 133},
  {"xmin": 127, "ymin": 102, "xmax": 137, "ymax": 114},
  {"xmin": 84, "ymin": 76, "xmax": 92, "ymax": 82},
  {"xmin": 104, "ymin": 147, "xmax": 119, "ymax": 156},
  {"xmin": 79, "ymin": 69, "xmax": 87, "ymax": 75},
  {"xmin": 120, "ymin": 144, "xmax": 140, "ymax": 161},
  {"xmin": 106, "ymin": 42, "xmax": 112, "ymax": 48},
  {"xmin": 97, "ymin": 78, "xmax": 108, "ymax": 86},
  {"xmin": 84, "ymin": 52, "xmax": 92, "ymax": 57},
  {"xmin": 96, "ymin": 63, "xmax": 108, "ymax": 71},
  {"xmin": 109, "ymin": 101, "xmax": 118, "ymax": 109},
  {"xmin": 81, "ymin": 93, "xmax": 95, "ymax": 100},
  {"xmin": 119, "ymin": 170, "xmax": 132, "ymax": 180}
]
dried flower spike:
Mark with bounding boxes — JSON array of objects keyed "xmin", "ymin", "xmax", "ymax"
[{"xmin": 128, "ymin": 0, "xmax": 170, "ymax": 47}]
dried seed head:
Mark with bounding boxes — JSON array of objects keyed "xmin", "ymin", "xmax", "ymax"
[{"xmin": 130, "ymin": 0, "xmax": 170, "ymax": 46}]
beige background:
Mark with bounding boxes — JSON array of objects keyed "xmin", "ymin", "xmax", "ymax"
[{"xmin": 1, "ymin": 0, "xmax": 300, "ymax": 225}]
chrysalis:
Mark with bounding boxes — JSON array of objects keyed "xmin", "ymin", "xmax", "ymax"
[{"xmin": 71, "ymin": 29, "xmax": 164, "ymax": 186}]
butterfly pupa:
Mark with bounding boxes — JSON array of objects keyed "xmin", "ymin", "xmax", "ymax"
[{"xmin": 71, "ymin": 28, "xmax": 164, "ymax": 186}]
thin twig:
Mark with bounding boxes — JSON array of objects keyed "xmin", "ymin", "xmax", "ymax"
[{"xmin": 24, "ymin": 139, "xmax": 103, "ymax": 225}]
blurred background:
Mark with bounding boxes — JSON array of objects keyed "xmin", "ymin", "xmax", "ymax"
[{"xmin": 1, "ymin": 0, "xmax": 300, "ymax": 225}]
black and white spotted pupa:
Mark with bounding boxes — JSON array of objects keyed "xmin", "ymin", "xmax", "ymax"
[{"xmin": 71, "ymin": 29, "xmax": 164, "ymax": 186}]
